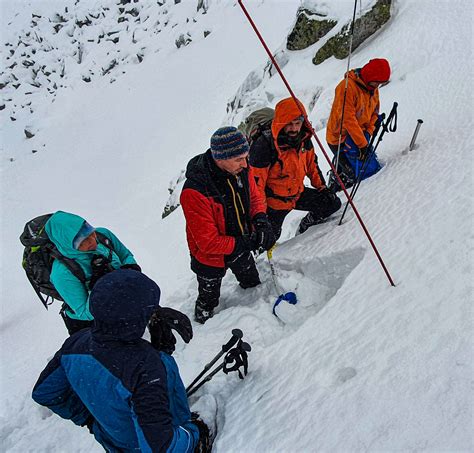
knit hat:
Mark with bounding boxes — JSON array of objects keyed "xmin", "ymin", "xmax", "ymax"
[
  {"xmin": 210, "ymin": 126, "xmax": 249, "ymax": 160},
  {"xmin": 360, "ymin": 58, "xmax": 391, "ymax": 84},
  {"xmin": 72, "ymin": 221, "xmax": 95, "ymax": 249},
  {"xmin": 90, "ymin": 269, "xmax": 161, "ymax": 341}
]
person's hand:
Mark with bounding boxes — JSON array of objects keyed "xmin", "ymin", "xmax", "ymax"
[
  {"xmin": 252, "ymin": 213, "xmax": 276, "ymax": 251},
  {"xmin": 231, "ymin": 235, "xmax": 254, "ymax": 256},
  {"xmin": 89, "ymin": 254, "xmax": 114, "ymax": 289},
  {"xmin": 148, "ymin": 307, "xmax": 193, "ymax": 355},
  {"xmin": 120, "ymin": 263, "xmax": 141, "ymax": 272},
  {"xmin": 358, "ymin": 146, "xmax": 368, "ymax": 160}
]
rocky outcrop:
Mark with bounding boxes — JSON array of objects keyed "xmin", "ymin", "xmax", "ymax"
[
  {"xmin": 313, "ymin": 0, "xmax": 391, "ymax": 65},
  {"xmin": 287, "ymin": 9, "xmax": 337, "ymax": 51}
]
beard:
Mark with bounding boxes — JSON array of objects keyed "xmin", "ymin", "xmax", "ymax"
[{"xmin": 277, "ymin": 129, "xmax": 304, "ymax": 148}]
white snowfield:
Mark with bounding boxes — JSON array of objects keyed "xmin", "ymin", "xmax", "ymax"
[{"xmin": 1, "ymin": 0, "xmax": 472, "ymax": 452}]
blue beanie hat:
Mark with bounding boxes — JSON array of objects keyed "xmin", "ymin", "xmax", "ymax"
[
  {"xmin": 210, "ymin": 126, "xmax": 249, "ymax": 160},
  {"xmin": 73, "ymin": 221, "xmax": 95, "ymax": 249},
  {"xmin": 90, "ymin": 269, "xmax": 161, "ymax": 340}
]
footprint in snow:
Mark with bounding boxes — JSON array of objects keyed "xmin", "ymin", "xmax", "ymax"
[{"xmin": 336, "ymin": 367, "xmax": 357, "ymax": 384}]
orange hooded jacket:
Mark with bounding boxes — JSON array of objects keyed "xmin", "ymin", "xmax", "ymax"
[
  {"xmin": 326, "ymin": 70, "xmax": 380, "ymax": 149},
  {"xmin": 249, "ymin": 97, "xmax": 325, "ymax": 211}
]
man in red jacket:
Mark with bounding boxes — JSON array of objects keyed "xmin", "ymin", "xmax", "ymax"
[{"xmin": 181, "ymin": 127, "xmax": 275, "ymax": 324}]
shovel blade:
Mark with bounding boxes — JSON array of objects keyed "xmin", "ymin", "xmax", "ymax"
[{"xmin": 272, "ymin": 291, "xmax": 297, "ymax": 316}]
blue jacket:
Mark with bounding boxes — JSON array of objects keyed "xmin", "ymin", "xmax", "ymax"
[
  {"xmin": 32, "ymin": 270, "xmax": 199, "ymax": 452},
  {"xmin": 45, "ymin": 211, "xmax": 137, "ymax": 320}
]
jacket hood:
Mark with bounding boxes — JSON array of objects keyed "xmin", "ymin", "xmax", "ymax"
[
  {"xmin": 185, "ymin": 150, "xmax": 237, "ymax": 190},
  {"xmin": 271, "ymin": 97, "xmax": 308, "ymax": 140},
  {"xmin": 345, "ymin": 69, "xmax": 373, "ymax": 92},
  {"xmin": 45, "ymin": 211, "xmax": 90, "ymax": 260},
  {"xmin": 185, "ymin": 151, "xmax": 209, "ymax": 182},
  {"xmin": 90, "ymin": 269, "xmax": 161, "ymax": 342}
]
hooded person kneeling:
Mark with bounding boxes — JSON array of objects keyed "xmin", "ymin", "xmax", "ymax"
[{"xmin": 32, "ymin": 269, "xmax": 209, "ymax": 452}]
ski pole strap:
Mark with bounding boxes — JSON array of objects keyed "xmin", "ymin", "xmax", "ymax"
[{"xmin": 223, "ymin": 340, "xmax": 251, "ymax": 379}]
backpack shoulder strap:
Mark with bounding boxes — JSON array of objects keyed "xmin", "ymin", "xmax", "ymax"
[
  {"xmin": 262, "ymin": 130, "xmax": 280, "ymax": 168},
  {"xmin": 96, "ymin": 231, "xmax": 116, "ymax": 262},
  {"xmin": 48, "ymin": 245, "xmax": 87, "ymax": 283},
  {"xmin": 96, "ymin": 231, "xmax": 114, "ymax": 251},
  {"xmin": 249, "ymin": 130, "xmax": 280, "ymax": 169}
]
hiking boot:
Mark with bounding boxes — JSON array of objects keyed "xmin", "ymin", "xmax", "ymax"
[
  {"xmin": 327, "ymin": 171, "xmax": 353, "ymax": 193},
  {"xmin": 194, "ymin": 304, "xmax": 214, "ymax": 324},
  {"xmin": 296, "ymin": 212, "xmax": 325, "ymax": 236},
  {"xmin": 238, "ymin": 279, "xmax": 261, "ymax": 290}
]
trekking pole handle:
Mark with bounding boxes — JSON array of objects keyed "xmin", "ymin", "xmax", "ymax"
[
  {"xmin": 409, "ymin": 119, "xmax": 423, "ymax": 151},
  {"xmin": 222, "ymin": 329, "xmax": 243, "ymax": 352},
  {"xmin": 385, "ymin": 102, "xmax": 398, "ymax": 133}
]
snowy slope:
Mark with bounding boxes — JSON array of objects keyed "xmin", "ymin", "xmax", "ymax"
[{"xmin": 1, "ymin": 0, "xmax": 473, "ymax": 451}]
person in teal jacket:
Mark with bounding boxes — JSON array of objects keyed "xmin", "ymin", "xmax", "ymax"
[{"xmin": 45, "ymin": 211, "xmax": 140, "ymax": 335}]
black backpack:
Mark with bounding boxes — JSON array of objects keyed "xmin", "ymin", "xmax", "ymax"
[{"xmin": 20, "ymin": 214, "xmax": 113, "ymax": 309}]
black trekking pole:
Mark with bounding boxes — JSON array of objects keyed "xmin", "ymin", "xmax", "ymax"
[
  {"xmin": 187, "ymin": 340, "xmax": 251, "ymax": 397},
  {"xmin": 186, "ymin": 329, "xmax": 243, "ymax": 394},
  {"xmin": 338, "ymin": 102, "xmax": 398, "ymax": 225}
]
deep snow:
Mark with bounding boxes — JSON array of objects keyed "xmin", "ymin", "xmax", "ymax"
[{"xmin": 1, "ymin": 0, "xmax": 473, "ymax": 451}]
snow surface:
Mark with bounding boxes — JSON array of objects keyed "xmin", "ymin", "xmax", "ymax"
[{"xmin": 1, "ymin": 0, "xmax": 473, "ymax": 451}]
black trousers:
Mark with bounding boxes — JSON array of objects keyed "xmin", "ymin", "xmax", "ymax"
[
  {"xmin": 60, "ymin": 306, "xmax": 93, "ymax": 336},
  {"xmin": 267, "ymin": 187, "xmax": 341, "ymax": 240},
  {"xmin": 191, "ymin": 252, "xmax": 260, "ymax": 311}
]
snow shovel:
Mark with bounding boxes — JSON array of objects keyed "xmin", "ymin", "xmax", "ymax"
[{"xmin": 266, "ymin": 245, "xmax": 297, "ymax": 316}]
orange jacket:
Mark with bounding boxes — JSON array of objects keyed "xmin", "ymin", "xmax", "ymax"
[
  {"xmin": 249, "ymin": 97, "xmax": 325, "ymax": 211},
  {"xmin": 326, "ymin": 70, "xmax": 380, "ymax": 149}
]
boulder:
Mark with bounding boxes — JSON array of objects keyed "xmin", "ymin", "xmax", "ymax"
[
  {"xmin": 287, "ymin": 9, "xmax": 336, "ymax": 51},
  {"xmin": 313, "ymin": 0, "xmax": 391, "ymax": 65}
]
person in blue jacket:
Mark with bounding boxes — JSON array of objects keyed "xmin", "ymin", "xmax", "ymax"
[
  {"xmin": 32, "ymin": 269, "xmax": 209, "ymax": 453},
  {"xmin": 44, "ymin": 210, "xmax": 140, "ymax": 335}
]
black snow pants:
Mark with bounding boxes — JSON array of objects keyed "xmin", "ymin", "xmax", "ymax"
[
  {"xmin": 191, "ymin": 251, "xmax": 260, "ymax": 312},
  {"xmin": 267, "ymin": 187, "xmax": 342, "ymax": 240}
]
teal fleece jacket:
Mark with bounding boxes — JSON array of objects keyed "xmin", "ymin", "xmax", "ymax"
[{"xmin": 45, "ymin": 211, "xmax": 137, "ymax": 320}]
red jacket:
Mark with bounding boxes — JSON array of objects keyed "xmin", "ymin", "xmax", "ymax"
[{"xmin": 180, "ymin": 150, "xmax": 266, "ymax": 268}]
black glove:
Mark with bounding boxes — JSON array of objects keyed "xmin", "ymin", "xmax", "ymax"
[
  {"xmin": 120, "ymin": 263, "xmax": 142, "ymax": 272},
  {"xmin": 149, "ymin": 307, "xmax": 193, "ymax": 355},
  {"xmin": 89, "ymin": 254, "xmax": 114, "ymax": 290},
  {"xmin": 252, "ymin": 213, "xmax": 276, "ymax": 251},
  {"xmin": 231, "ymin": 235, "xmax": 254, "ymax": 257},
  {"xmin": 82, "ymin": 414, "xmax": 95, "ymax": 434},
  {"xmin": 191, "ymin": 413, "xmax": 212, "ymax": 453}
]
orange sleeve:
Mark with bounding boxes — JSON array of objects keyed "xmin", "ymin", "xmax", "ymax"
[
  {"xmin": 305, "ymin": 148, "xmax": 325, "ymax": 189},
  {"xmin": 343, "ymin": 84, "xmax": 369, "ymax": 148},
  {"xmin": 367, "ymin": 92, "xmax": 380, "ymax": 137}
]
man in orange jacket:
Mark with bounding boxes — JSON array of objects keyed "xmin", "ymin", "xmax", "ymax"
[
  {"xmin": 326, "ymin": 58, "xmax": 391, "ymax": 191},
  {"xmin": 249, "ymin": 97, "xmax": 341, "ymax": 240}
]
